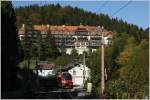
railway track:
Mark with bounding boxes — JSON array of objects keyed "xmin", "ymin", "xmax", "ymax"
[
  {"xmin": 26, "ymin": 77, "xmax": 88, "ymax": 99},
  {"xmin": 30, "ymin": 89, "xmax": 77, "ymax": 99},
  {"xmin": 22, "ymin": 88, "xmax": 96, "ymax": 99},
  {"xmin": 26, "ymin": 87, "xmax": 91, "ymax": 99}
]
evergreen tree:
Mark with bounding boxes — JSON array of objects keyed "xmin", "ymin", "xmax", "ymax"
[{"xmin": 1, "ymin": 1, "xmax": 19, "ymax": 92}]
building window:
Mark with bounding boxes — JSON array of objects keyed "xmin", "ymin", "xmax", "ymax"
[
  {"xmin": 83, "ymin": 70, "xmax": 86, "ymax": 76},
  {"xmin": 73, "ymin": 70, "xmax": 76, "ymax": 75}
]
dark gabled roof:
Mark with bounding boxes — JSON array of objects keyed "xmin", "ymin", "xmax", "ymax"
[
  {"xmin": 61, "ymin": 63, "xmax": 80, "ymax": 71},
  {"xmin": 36, "ymin": 63, "xmax": 55, "ymax": 70}
]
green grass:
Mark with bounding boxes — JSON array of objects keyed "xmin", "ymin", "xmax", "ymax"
[{"xmin": 18, "ymin": 59, "xmax": 38, "ymax": 69}]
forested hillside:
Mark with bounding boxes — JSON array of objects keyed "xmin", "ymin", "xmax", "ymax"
[{"xmin": 15, "ymin": 4, "xmax": 148, "ymax": 43}]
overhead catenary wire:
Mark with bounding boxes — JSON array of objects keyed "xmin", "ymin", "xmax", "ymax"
[
  {"xmin": 110, "ymin": 0, "xmax": 132, "ymax": 18},
  {"xmin": 96, "ymin": 1, "xmax": 108, "ymax": 14}
]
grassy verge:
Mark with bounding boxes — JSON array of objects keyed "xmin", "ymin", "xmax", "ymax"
[{"xmin": 18, "ymin": 59, "xmax": 38, "ymax": 69}]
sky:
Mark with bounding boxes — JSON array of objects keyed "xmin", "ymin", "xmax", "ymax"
[{"xmin": 12, "ymin": 0, "xmax": 149, "ymax": 29}]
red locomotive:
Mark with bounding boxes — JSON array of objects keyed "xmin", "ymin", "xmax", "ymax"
[{"xmin": 57, "ymin": 72, "xmax": 73, "ymax": 89}]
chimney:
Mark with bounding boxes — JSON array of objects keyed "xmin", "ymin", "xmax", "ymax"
[
  {"xmin": 47, "ymin": 24, "xmax": 49, "ymax": 28},
  {"xmin": 22, "ymin": 24, "xmax": 25, "ymax": 28},
  {"xmin": 62, "ymin": 25, "xmax": 65, "ymax": 28},
  {"xmin": 86, "ymin": 25, "xmax": 88, "ymax": 28},
  {"xmin": 80, "ymin": 23, "xmax": 82, "ymax": 26}
]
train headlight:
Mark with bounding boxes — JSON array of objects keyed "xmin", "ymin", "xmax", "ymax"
[{"xmin": 62, "ymin": 81, "xmax": 66, "ymax": 84}]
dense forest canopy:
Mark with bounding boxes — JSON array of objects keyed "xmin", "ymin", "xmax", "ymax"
[{"xmin": 15, "ymin": 3, "xmax": 148, "ymax": 43}]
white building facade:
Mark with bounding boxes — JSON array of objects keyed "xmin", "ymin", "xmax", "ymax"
[
  {"xmin": 67, "ymin": 64, "xmax": 91, "ymax": 87},
  {"xmin": 33, "ymin": 63, "xmax": 55, "ymax": 77},
  {"xmin": 33, "ymin": 69, "xmax": 54, "ymax": 77}
]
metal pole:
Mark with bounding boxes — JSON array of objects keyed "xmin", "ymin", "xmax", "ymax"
[
  {"xmin": 83, "ymin": 52, "xmax": 86, "ymax": 87},
  {"xmin": 36, "ymin": 57, "xmax": 39, "ymax": 88},
  {"xmin": 101, "ymin": 27, "xmax": 105, "ymax": 94}
]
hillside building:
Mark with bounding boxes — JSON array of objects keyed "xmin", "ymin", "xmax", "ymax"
[{"xmin": 18, "ymin": 24, "xmax": 112, "ymax": 54}]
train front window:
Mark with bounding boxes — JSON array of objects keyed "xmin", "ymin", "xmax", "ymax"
[{"xmin": 63, "ymin": 73, "xmax": 72, "ymax": 80}]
